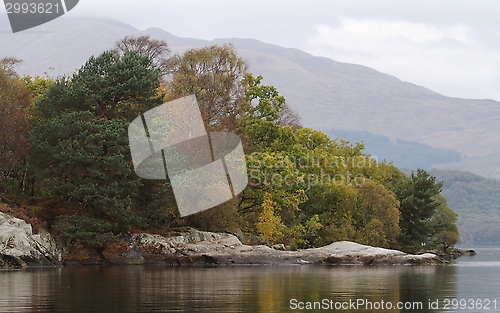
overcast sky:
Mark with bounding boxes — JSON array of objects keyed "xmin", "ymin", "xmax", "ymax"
[{"xmin": 6, "ymin": 0, "xmax": 500, "ymax": 101}]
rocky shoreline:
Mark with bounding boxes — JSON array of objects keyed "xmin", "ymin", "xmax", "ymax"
[
  {"xmin": 1, "ymin": 212, "xmax": 448, "ymax": 268},
  {"xmin": 0, "ymin": 212, "xmax": 62, "ymax": 268}
]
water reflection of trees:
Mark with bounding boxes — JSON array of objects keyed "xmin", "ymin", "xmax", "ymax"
[{"xmin": 0, "ymin": 265, "xmax": 457, "ymax": 313}]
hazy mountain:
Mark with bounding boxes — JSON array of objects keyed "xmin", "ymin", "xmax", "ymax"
[
  {"xmin": 430, "ymin": 169, "xmax": 500, "ymax": 244},
  {"xmin": 2, "ymin": 16, "xmax": 500, "ymax": 177},
  {"xmin": 326, "ymin": 129, "xmax": 461, "ymax": 170}
]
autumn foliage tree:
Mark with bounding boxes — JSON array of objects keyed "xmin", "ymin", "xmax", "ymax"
[
  {"xmin": 257, "ymin": 192, "xmax": 286, "ymax": 244},
  {"xmin": 166, "ymin": 44, "xmax": 248, "ymax": 131},
  {"xmin": 0, "ymin": 60, "xmax": 31, "ymax": 194}
]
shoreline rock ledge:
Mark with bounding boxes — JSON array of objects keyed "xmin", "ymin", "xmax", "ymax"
[
  {"xmin": 0, "ymin": 210, "xmax": 443, "ymax": 267},
  {"xmin": 0, "ymin": 212, "xmax": 62, "ymax": 268},
  {"xmin": 120, "ymin": 229, "xmax": 443, "ymax": 266}
]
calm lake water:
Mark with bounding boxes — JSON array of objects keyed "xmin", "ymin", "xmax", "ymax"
[{"xmin": 1, "ymin": 248, "xmax": 499, "ymax": 313}]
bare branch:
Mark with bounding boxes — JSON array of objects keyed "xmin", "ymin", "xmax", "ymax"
[
  {"xmin": 1, "ymin": 57, "xmax": 23, "ymax": 77},
  {"xmin": 114, "ymin": 35, "xmax": 170, "ymax": 75}
]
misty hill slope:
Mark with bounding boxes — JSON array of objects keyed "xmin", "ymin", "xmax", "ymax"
[
  {"xmin": 2, "ymin": 17, "xmax": 500, "ymax": 176},
  {"xmin": 326, "ymin": 129, "xmax": 461, "ymax": 170},
  {"xmin": 430, "ymin": 169, "xmax": 500, "ymax": 244},
  {"xmin": 0, "ymin": 16, "xmax": 138, "ymax": 76}
]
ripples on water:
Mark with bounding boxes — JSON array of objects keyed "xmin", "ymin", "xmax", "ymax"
[
  {"xmin": 456, "ymin": 262, "xmax": 500, "ymax": 267},
  {"xmin": 0, "ymin": 247, "xmax": 498, "ymax": 313},
  {"xmin": 452, "ymin": 247, "xmax": 500, "ymax": 313}
]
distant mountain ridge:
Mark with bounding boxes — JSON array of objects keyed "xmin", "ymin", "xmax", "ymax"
[
  {"xmin": 430, "ymin": 169, "xmax": 500, "ymax": 244},
  {"xmin": 326, "ymin": 129, "xmax": 461, "ymax": 170},
  {"xmin": 2, "ymin": 16, "xmax": 500, "ymax": 177}
]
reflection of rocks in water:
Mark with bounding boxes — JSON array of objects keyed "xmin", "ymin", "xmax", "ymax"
[
  {"xmin": 273, "ymin": 266, "xmax": 458, "ymax": 313},
  {"xmin": 0, "ymin": 266, "xmax": 458, "ymax": 313},
  {"xmin": 399, "ymin": 266, "xmax": 458, "ymax": 311}
]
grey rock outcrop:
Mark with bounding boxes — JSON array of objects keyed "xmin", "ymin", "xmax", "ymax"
[
  {"xmin": 0, "ymin": 214, "xmax": 442, "ymax": 267},
  {"xmin": 131, "ymin": 229, "xmax": 443, "ymax": 265},
  {"xmin": 0, "ymin": 212, "xmax": 62, "ymax": 268}
]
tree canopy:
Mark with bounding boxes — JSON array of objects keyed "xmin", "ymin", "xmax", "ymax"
[
  {"xmin": 28, "ymin": 50, "xmax": 172, "ymax": 246},
  {"xmin": 0, "ymin": 37, "xmax": 459, "ymax": 253},
  {"xmin": 0, "ymin": 60, "xmax": 31, "ymax": 194}
]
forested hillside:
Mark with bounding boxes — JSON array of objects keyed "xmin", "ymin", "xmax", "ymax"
[
  {"xmin": 327, "ymin": 130, "xmax": 461, "ymax": 170},
  {"xmin": 430, "ymin": 169, "xmax": 500, "ymax": 244},
  {"xmin": 0, "ymin": 36, "xmax": 458, "ymax": 254}
]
